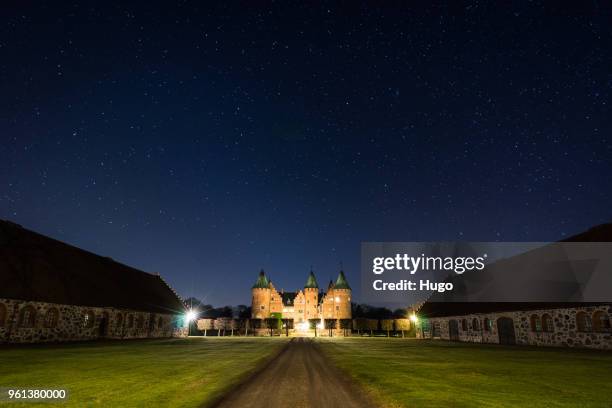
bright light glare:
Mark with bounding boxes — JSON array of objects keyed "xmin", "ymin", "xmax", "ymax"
[
  {"xmin": 410, "ymin": 314, "xmax": 418, "ymax": 323},
  {"xmin": 316, "ymin": 323, "xmax": 323, "ymax": 329},
  {"xmin": 334, "ymin": 296, "xmax": 340, "ymax": 302},
  {"xmin": 298, "ymin": 322, "xmax": 309, "ymax": 330},
  {"xmin": 186, "ymin": 310, "xmax": 197, "ymax": 322}
]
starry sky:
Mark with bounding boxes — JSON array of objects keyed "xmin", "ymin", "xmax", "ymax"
[{"xmin": 1, "ymin": 2, "xmax": 611, "ymax": 306}]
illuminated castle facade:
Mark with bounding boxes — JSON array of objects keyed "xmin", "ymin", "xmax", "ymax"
[{"xmin": 251, "ymin": 270, "xmax": 352, "ymax": 328}]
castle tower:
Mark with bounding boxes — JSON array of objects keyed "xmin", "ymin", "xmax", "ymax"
[
  {"xmin": 332, "ymin": 270, "xmax": 352, "ymax": 319},
  {"xmin": 303, "ymin": 270, "xmax": 319, "ymax": 321},
  {"xmin": 251, "ymin": 269, "xmax": 271, "ymax": 319}
]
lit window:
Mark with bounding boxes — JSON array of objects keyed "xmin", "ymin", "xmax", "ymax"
[{"xmin": 83, "ymin": 311, "xmax": 95, "ymax": 328}]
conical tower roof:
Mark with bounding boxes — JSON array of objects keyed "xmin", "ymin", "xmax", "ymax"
[
  {"xmin": 304, "ymin": 270, "xmax": 319, "ymax": 289},
  {"xmin": 334, "ymin": 270, "xmax": 351, "ymax": 290},
  {"xmin": 252, "ymin": 269, "xmax": 270, "ymax": 289}
]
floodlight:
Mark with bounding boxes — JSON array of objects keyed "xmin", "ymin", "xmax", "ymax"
[{"xmin": 186, "ymin": 310, "xmax": 197, "ymax": 322}]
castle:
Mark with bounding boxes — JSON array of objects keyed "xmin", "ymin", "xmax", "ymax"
[{"xmin": 251, "ymin": 269, "xmax": 352, "ymax": 332}]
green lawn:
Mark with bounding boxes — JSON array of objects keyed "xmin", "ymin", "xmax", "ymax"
[
  {"xmin": 0, "ymin": 337, "xmax": 288, "ymax": 407},
  {"xmin": 319, "ymin": 338, "xmax": 612, "ymax": 408}
]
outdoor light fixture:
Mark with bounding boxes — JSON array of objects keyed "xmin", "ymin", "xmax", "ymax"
[
  {"xmin": 410, "ymin": 314, "xmax": 418, "ymax": 323},
  {"xmin": 335, "ymin": 296, "xmax": 340, "ymax": 302},
  {"xmin": 185, "ymin": 310, "xmax": 197, "ymax": 322}
]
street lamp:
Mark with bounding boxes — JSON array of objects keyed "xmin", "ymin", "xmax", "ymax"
[
  {"xmin": 186, "ymin": 310, "xmax": 197, "ymax": 322},
  {"xmin": 184, "ymin": 309, "xmax": 198, "ymax": 336}
]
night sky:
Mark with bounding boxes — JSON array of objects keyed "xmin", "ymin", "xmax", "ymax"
[{"xmin": 1, "ymin": 2, "xmax": 611, "ymax": 306}]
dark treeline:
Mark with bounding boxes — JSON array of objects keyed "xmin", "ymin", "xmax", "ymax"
[
  {"xmin": 184, "ymin": 297, "xmax": 251, "ymax": 319},
  {"xmin": 185, "ymin": 297, "xmax": 408, "ymax": 320},
  {"xmin": 352, "ymin": 304, "xmax": 409, "ymax": 319}
]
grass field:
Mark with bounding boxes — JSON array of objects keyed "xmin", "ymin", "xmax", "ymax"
[
  {"xmin": 0, "ymin": 337, "xmax": 288, "ymax": 407},
  {"xmin": 318, "ymin": 338, "xmax": 612, "ymax": 408}
]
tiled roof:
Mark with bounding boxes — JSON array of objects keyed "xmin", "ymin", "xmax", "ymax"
[
  {"xmin": 0, "ymin": 220, "xmax": 186, "ymax": 315},
  {"xmin": 334, "ymin": 270, "xmax": 351, "ymax": 289},
  {"xmin": 418, "ymin": 224, "xmax": 612, "ymax": 318},
  {"xmin": 280, "ymin": 292, "xmax": 296, "ymax": 306},
  {"xmin": 252, "ymin": 270, "xmax": 270, "ymax": 288},
  {"xmin": 304, "ymin": 271, "xmax": 319, "ymax": 288}
]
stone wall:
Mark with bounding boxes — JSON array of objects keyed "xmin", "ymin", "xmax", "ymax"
[
  {"xmin": 416, "ymin": 305, "xmax": 612, "ymax": 350},
  {"xmin": 0, "ymin": 298, "xmax": 187, "ymax": 344}
]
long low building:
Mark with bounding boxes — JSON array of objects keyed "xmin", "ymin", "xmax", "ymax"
[
  {"xmin": 0, "ymin": 220, "xmax": 188, "ymax": 344},
  {"xmin": 415, "ymin": 224, "xmax": 612, "ymax": 349}
]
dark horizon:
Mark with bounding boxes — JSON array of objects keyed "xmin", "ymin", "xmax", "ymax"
[{"xmin": 2, "ymin": 3, "xmax": 611, "ymax": 305}]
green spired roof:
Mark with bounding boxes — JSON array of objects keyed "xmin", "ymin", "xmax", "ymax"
[
  {"xmin": 252, "ymin": 269, "xmax": 270, "ymax": 289},
  {"xmin": 334, "ymin": 270, "xmax": 351, "ymax": 290},
  {"xmin": 304, "ymin": 270, "xmax": 319, "ymax": 288}
]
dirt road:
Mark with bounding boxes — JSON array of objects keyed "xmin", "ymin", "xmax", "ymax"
[{"xmin": 212, "ymin": 337, "xmax": 374, "ymax": 408}]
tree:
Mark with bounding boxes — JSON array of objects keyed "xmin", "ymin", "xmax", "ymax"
[
  {"xmin": 395, "ymin": 318, "xmax": 411, "ymax": 338},
  {"xmin": 339, "ymin": 319, "xmax": 352, "ymax": 336},
  {"xmin": 324, "ymin": 319, "xmax": 337, "ymax": 337},
  {"xmin": 266, "ymin": 314, "xmax": 281, "ymax": 336},
  {"xmin": 184, "ymin": 297, "xmax": 203, "ymax": 310},
  {"xmin": 235, "ymin": 305, "xmax": 251, "ymax": 319},
  {"xmin": 353, "ymin": 318, "xmax": 371, "ymax": 335},
  {"xmin": 352, "ymin": 303, "xmax": 394, "ymax": 319},
  {"xmin": 237, "ymin": 317, "xmax": 250, "ymax": 336},
  {"xmin": 282, "ymin": 319, "xmax": 293, "ymax": 336},
  {"xmin": 199, "ymin": 304, "xmax": 215, "ymax": 318},
  {"xmin": 214, "ymin": 318, "xmax": 232, "ymax": 336},
  {"xmin": 309, "ymin": 319, "xmax": 320, "ymax": 337},
  {"xmin": 381, "ymin": 319, "xmax": 394, "ymax": 337},
  {"xmin": 217, "ymin": 306, "xmax": 233, "ymax": 318},
  {"xmin": 196, "ymin": 318, "xmax": 214, "ymax": 336},
  {"xmin": 367, "ymin": 318, "xmax": 379, "ymax": 336},
  {"xmin": 250, "ymin": 318, "xmax": 263, "ymax": 331}
]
